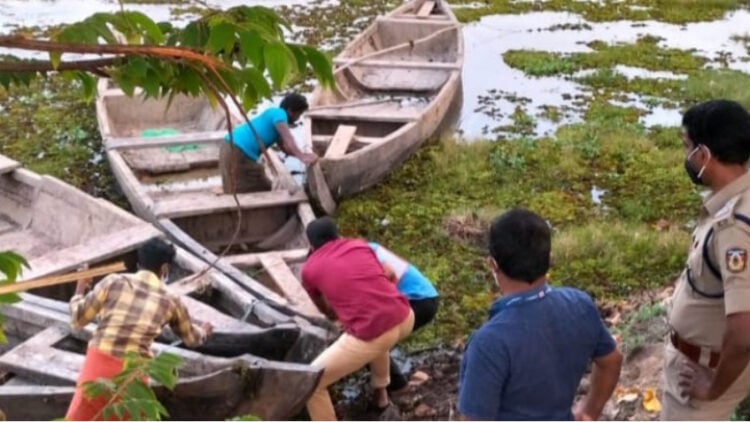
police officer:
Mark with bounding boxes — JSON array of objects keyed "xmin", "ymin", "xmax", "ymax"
[{"xmin": 663, "ymin": 99, "xmax": 750, "ymax": 420}]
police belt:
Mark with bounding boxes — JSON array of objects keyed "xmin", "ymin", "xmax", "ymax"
[{"xmin": 670, "ymin": 329, "xmax": 720, "ymax": 368}]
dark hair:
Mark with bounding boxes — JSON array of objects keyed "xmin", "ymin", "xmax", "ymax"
[
  {"xmin": 682, "ymin": 99, "xmax": 750, "ymax": 164},
  {"xmin": 280, "ymin": 93, "xmax": 309, "ymax": 113},
  {"xmin": 306, "ymin": 217, "xmax": 339, "ymax": 249},
  {"xmin": 137, "ymin": 238, "xmax": 176, "ymax": 273},
  {"xmin": 489, "ymin": 208, "xmax": 551, "ymax": 283}
]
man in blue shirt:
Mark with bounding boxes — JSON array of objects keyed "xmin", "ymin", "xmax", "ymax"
[
  {"xmin": 458, "ymin": 208, "xmax": 622, "ymax": 421},
  {"xmin": 368, "ymin": 242, "xmax": 439, "ymax": 394},
  {"xmin": 220, "ymin": 93, "xmax": 319, "ymax": 193}
]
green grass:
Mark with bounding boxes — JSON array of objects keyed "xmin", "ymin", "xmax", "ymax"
[
  {"xmin": 503, "ymin": 36, "xmax": 706, "ymax": 77},
  {"xmin": 337, "ymin": 104, "xmax": 699, "ymax": 346},
  {"xmin": 0, "ymin": 77, "xmax": 126, "ymax": 206},
  {"xmin": 453, "ymin": 0, "xmax": 750, "ymax": 24}
]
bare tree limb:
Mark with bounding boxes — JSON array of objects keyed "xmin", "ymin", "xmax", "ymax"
[{"xmin": 0, "ymin": 57, "xmax": 120, "ymax": 73}]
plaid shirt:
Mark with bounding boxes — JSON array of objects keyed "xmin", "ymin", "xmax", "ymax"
[{"xmin": 70, "ymin": 270, "xmax": 206, "ymax": 358}]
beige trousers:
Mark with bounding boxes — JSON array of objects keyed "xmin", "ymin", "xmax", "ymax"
[
  {"xmin": 661, "ymin": 341, "xmax": 750, "ymax": 420},
  {"xmin": 306, "ymin": 310, "xmax": 415, "ymax": 421}
]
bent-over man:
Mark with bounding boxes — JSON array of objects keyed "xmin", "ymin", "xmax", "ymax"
[
  {"xmin": 220, "ymin": 93, "xmax": 318, "ymax": 193},
  {"xmin": 65, "ymin": 238, "xmax": 213, "ymax": 420},
  {"xmin": 302, "ymin": 217, "xmax": 414, "ymax": 421}
]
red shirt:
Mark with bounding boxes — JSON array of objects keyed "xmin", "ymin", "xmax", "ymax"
[{"xmin": 302, "ymin": 238, "xmax": 410, "ymax": 340}]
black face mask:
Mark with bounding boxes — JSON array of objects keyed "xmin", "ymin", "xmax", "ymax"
[{"xmin": 684, "ymin": 145, "xmax": 707, "ymax": 185}]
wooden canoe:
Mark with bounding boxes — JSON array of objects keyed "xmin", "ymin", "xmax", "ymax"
[
  {"xmin": 0, "ymin": 297, "xmax": 323, "ymax": 421},
  {"xmin": 305, "ymin": 0, "xmax": 463, "ymax": 206},
  {"xmin": 95, "ymin": 80, "xmax": 328, "ymax": 322},
  {"xmin": 0, "ymin": 157, "xmax": 332, "ymax": 363}
]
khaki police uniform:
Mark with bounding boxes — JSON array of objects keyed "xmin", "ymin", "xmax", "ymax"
[{"xmin": 663, "ymin": 170, "xmax": 750, "ymax": 420}]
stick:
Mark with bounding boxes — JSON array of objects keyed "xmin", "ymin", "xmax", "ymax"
[
  {"xmin": 308, "ymin": 98, "xmax": 393, "ymax": 112},
  {"xmin": 0, "ymin": 261, "xmax": 126, "ymax": 296},
  {"xmin": 334, "ymin": 24, "xmax": 459, "ymax": 74}
]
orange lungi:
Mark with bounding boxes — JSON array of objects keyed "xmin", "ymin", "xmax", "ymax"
[{"xmin": 65, "ymin": 347, "xmax": 126, "ymax": 421}]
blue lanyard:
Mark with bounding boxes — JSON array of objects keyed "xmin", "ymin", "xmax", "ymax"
[{"xmin": 499, "ymin": 284, "xmax": 552, "ymax": 310}]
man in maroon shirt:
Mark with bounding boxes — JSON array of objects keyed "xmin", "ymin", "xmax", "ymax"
[{"xmin": 302, "ymin": 217, "xmax": 415, "ymax": 421}]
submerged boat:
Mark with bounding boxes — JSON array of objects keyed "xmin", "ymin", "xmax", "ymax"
[
  {"xmin": 0, "ymin": 155, "xmax": 327, "ymax": 419},
  {"xmin": 305, "ymin": 0, "xmax": 463, "ymax": 206},
  {"xmin": 95, "ymin": 80, "xmax": 325, "ymax": 321}
]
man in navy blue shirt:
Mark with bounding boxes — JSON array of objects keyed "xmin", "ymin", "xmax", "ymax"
[{"xmin": 458, "ymin": 208, "xmax": 622, "ymax": 421}]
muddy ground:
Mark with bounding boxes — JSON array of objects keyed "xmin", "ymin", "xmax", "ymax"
[{"xmin": 328, "ymin": 287, "xmax": 673, "ymax": 421}]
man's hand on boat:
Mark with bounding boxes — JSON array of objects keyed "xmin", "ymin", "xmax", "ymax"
[
  {"xmin": 74, "ymin": 264, "xmax": 93, "ymax": 296},
  {"xmin": 301, "ymin": 153, "xmax": 319, "ymax": 166},
  {"xmin": 201, "ymin": 321, "xmax": 214, "ymax": 337}
]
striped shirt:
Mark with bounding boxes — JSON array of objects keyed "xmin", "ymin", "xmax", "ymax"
[{"xmin": 69, "ymin": 270, "xmax": 206, "ymax": 358}]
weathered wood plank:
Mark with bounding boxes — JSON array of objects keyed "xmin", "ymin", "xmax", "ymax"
[
  {"xmin": 0, "ymin": 155, "xmax": 20, "ymax": 175},
  {"xmin": 332, "ymin": 58, "xmax": 461, "ymax": 70},
  {"xmin": 325, "ymin": 125, "xmax": 357, "ymax": 158},
  {"xmin": 306, "ymin": 109, "xmax": 419, "ymax": 122},
  {"xmin": 107, "ymin": 130, "xmax": 227, "ymax": 150},
  {"xmin": 21, "ymin": 223, "xmax": 162, "ymax": 280},
  {"xmin": 224, "ymin": 249, "xmax": 309, "ymax": 269},
  {"xmin": 260, "ymin": 255, "xmax": 322, "ymax": 319},
  {"xmin": 154, "ymin": 190, "xmax": 308, "ymax": 219},
  {"xmin": 0, "ymin": 325, "xmax": 78, "ymax": 385},
  {"xmin": 417, "ymin": 1, "xmax": 436, "ymax": 17}
]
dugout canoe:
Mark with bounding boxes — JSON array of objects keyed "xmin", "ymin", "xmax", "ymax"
[
  {"xmin": 305, "ymin": 0, "xmax": 463, "ymax": 208},
  {"xmin": 94, "ymin": 80, "xmax": 328, "ymax": 322}
]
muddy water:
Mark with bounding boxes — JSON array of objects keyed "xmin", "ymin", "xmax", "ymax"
[{"xmin": 2, "ymin": 2, "xmax": 750, "ymax": 140}]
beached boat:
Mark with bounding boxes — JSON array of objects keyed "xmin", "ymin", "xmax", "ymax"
[
  {"xmin": 95, "ymin": 80, "xmax": 326, "ymax": 321},
  {"xmin": 304, "ymin": 0, "xmax": 463, "ymax": 207},
  {"xmin": 0, "ymin": 297, "xmax": 322, "ymax": 421},
  {"xmin": 0, "ymin": 155, "xmax": 326, "ymax": 419}
]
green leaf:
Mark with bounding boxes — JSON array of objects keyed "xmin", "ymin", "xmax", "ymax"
[
  {"xmin": 0, "ymin": 251, "xmax": 29, "ymax": 283},
  {"xmin": 207, "ymin": 21, "xmax": 236, "ymax": 54},
  {"xmin": 141, "ymin": 69, "xmax": 161, "ymax": 98},
  {"xmin": 180, "ymin": 21, "xmax": 209, "ymax": 48},
  {"xmin": 242, "ymin": 68, "xmax": 271, "ymax": 98},
  {"xmin": 49, "ymin": 52, "xmax": 62, "ymax": 70},
  {"xmin": 238, "ymin": 30, "xmax": 264, "ymax": 67},
  {"xmin": 124, "ymin": 11, "xmax": 164, "ymax": 44},
  {"xmin": 127, "ymin": 57, "xmax": 149, "ymax": 79},
  {"xmin": 303, "ymin": 46, "xmax": 334, "ymax": 88},
  {"xmin": 263, "ymin": 41, "xmax": 292, "ymax": 89},
  {"xmin": 77, "ymin": 73, "xmax": 97, "ymax": 102},
  {"xmin": 288, "ymin": 45, "xmax": 306, "ymax": 75}
]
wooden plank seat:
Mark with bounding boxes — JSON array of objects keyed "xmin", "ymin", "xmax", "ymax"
[
  {"xmin": 20, "ymin": 223, "xmax": 162, "ymax": 280},
  {"xmin": 305, "ymin": 108, "xmax": 420, "ymax": 122},
  {"xmin": 107, "ymin": 130, "xmax": 227, "ymax": 151},
  {"xmin": 153, "ymin": 189, "xmax": 308, "ymax": 219}
]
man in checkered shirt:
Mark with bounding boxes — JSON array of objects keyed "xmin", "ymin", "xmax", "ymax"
[{"xmin": 65, "ymin": 238, "xmax": 213, "ymax": 420}]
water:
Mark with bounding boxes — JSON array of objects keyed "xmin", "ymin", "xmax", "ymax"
[
  {"xmin": 456, "ymin": 9, "xmax": 750, "ymax": 138},
  {"xmin": 2, "ymin": 1, "xmax": 750, "ymax": 140}
]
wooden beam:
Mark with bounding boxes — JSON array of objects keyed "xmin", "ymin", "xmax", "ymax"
[
  {"xmin": 21, "ymin": 223, "xmax": 161, "ymax": 280},
  {"xmin": 385, "ymin": 15, "xmax": 449, "ymax": 23},
  {"xmin": 324, "ymin": 125, "xmax": 357, "ymax": 158},
  {"xmin": 333, "ymin": 58, "xmax": 461, "ymax": 70},
  {"xmin": 259, "ymin": 255, "xmax": 322, "ymax": 319},
  {"xmin": 153, "ymin": 190, "xmax": 308, "ymax": 219},
  {"xmin": 0, "ymin": 325, "xmax": 79, "ymax": 385},
  {"xmin": 0, "ymin": 155, "xmax": 20, "ymax": 175},
  {"xmin": 106, "ymin": 130, "xmax": 227, "ymax": 150},
  {"xmin": 312, "ymin": 134, "xmax": 382, "ymax": 145},
  {"xmin": 306, "ymin": 109, "xmax": 419, "ymax": 123},
  {"xmin": 0, "ymin": 261, "xmax": 126, "ymax": 296},
  {"xmin": 417, "ymin": 1, "xmax": 435, "ymax": 17},
  {"xmin": 224, "ymin": 249, "xmax": 309, "ymax": 269}
]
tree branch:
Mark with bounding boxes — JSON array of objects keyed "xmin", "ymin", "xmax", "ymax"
[
  {"xmin": 0, "ymin": 57, "xmax": 120, "ymax": 73},
  {"xmin": 0, "ymin": 36, "xmax": 226, "ymax": 71}
]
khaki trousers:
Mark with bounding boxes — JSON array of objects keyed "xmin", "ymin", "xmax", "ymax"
[
  {"xmin": 219, "ymin": 142, "xmax": 272, "ymax": 193},
  {"xmin": 661, "ymin": 341, "xmax": 750, "ymax": 420},
  {"xmin": 306, "ymin": 310, "xmax": 415, "ymax": 421}
]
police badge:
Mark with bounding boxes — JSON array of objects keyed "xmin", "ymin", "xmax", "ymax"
[{"xmin": 726, "ymin": 248, "xmax": 748, "ymax": 273}]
